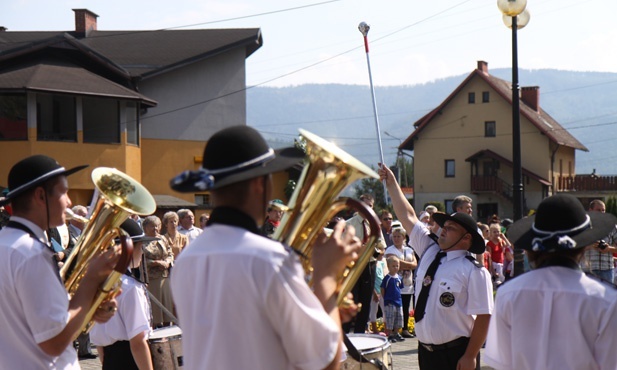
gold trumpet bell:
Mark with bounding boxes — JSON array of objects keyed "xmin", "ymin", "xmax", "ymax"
[
  {"xmin": 61, "ymin": 167, "xmax": 156, "ymax": 336},
  {"xmin": 274, "ymin": 129, "xmax": 381, "ymax": 306}
]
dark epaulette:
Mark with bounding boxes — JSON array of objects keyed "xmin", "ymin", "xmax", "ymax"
[{"xmin": 465, "ymin": 255, "xmax": 483, "ymax": 268}]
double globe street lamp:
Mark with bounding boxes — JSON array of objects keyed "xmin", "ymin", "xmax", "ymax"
[{"xmin": 497, "ymin": 0, "xmax": 530, "ymax": 277}]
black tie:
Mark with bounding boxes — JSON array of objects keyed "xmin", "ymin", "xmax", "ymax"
[{"xmin": 414, "ymin": 250, "xmax": 446, "ymax": 323}]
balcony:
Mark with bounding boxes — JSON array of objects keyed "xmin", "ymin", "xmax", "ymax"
[
  {"xmin": 470, "ymin": 175, "xmax": 513, "ymax": 200},
  {"xmin": 556, "ymin": 175, "xmax": 617, "ymax": 192}
]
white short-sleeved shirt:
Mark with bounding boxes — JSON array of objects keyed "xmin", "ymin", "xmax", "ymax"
[
  {"xmin": 177, "ymin": 225, "xmax": 203, "ymax": 244},
  {"xmin": 171, "ymin": 224, "xmax": 340, "ymax": 370},
  {"xmin": 484, "ymin": 266, "xmax": 617, "ymax": 370},
  {"xmin": 0, "ymin": 217, "xmax": 78, "ymax": 369},
  {"xmin": 409, "ymin": 222, "xmax": 493, "ymax": 345},
  {"xmin": 91, "ymin": 274, "xmax": 151, "ymax": 346}
]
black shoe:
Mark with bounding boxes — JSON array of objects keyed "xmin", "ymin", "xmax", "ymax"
[
  {"xmin": 395, "ymin": 333, "xmax": 405, "ymax": 342},
  {"xmin": 79, "ymin": 353, "xmax": 98, "ymax": 360},
  {"xmin": 401, "ymin": 330, "xmax": 415, "ymax": 338},
  {"xmin": 387, "ymin": 335, "xmax": 398, "ymax": 343}
]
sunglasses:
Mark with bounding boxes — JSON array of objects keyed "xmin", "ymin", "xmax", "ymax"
[{"xmin": 382, "ymin": 217, "xmax": 393, "ymax": 221}]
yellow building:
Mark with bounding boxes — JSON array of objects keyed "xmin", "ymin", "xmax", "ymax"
[
  {"xmin": 400, "ymin": 61, "xmax": 587, "ymax": 221},
  {"xmin": 0, "ymin": 9, "xmax": 293, "ymax": 214}
]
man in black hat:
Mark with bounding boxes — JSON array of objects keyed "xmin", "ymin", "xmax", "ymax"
[
  {"xmin": 170, "ymin": 126, "xmax": 361, "ymax": 370},
  {"xmin": 484, "ymin": 194, "xmax": 617, "ymax": 370},
  {"xmin": 379, "ymin": 164, "xmax": 493, "ymax": 370},
  {"xmin": 0, "ymin": 154, "xmax": 120, "ymax": 369}
]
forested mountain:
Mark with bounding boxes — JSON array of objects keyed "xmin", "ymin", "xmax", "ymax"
[{"xmin": 248, "ymin": 68, "xmax": 617, "ymax": 174}]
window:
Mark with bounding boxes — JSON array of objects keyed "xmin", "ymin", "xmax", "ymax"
[
  {"xmin": 83, "ymin": 97, "xmax": 120, "ymax": 143},
  {"xmin": 36, "ymin": 93, "xmax": 76, "ymax": 141},
  {"xmin": 126, "ymin": 102, "xmax": 139, "ymax": 146},
  {"xmin": 0, "ymin": 94, "xmax": 27, "ymax": 140},
  {"xmin": 485, "ymin": 121, "xmax": 496, "ymax": 137},
  {"xmin": 468, "ymin": 92, "xmax": 475, "ymax": 104},
  {"xmin": 444, "ymin": 199, "xmax": 454, "ymax": 214},
  {"xmin": 195, "ymin": 194, "xmax": 211, "ymax": 207},
  {"xmin": 445, "ymin": 159, "xmax": 455, "ymax": 177},
  {"xmin": 482, "ymin": 91, "xmax": 490, "ymax": 103}
]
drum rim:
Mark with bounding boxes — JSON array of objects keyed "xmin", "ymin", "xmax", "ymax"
[{"xmin": 345, "ymin": 333, "xmax": 391, "ymax": 354}]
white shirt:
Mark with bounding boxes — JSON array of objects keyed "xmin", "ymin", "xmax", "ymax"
[
  {"xmin": 177, "ymin": 225, "xmax": 203, "ymax": 244},
  {"xmin": 91, "ymin": 274, "xmax": 151, "ymax": 346},
  {"xmin": 0, "ymin": 216, "xmax": 78, "ymax": 369},
  {"xmin": 484, "ymin": 266, "xmax": 617, "ymax": 370},
  {"xmin": 409, "ymin": 222, "xmax": 493, "ymax": 345},
  {"xmin": 171, "ymin": 224, "xmax": 340, "ymax": 370},
  {"xmin": 384, "ymin": 244, "xmax": 415, "ymax": 294}
]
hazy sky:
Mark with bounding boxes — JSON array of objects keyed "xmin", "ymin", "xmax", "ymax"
[{"xmin": 3, "ymin": 0, "xmax": 616, "ymax": 88}]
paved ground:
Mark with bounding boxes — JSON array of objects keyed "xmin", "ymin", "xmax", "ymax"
[{"xmin": 78, "ymin": 336, "xmax": 495, "ymax": 369}]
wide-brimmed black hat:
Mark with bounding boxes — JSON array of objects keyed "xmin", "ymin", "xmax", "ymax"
[
  {"xmin": 170, "ymin": 126, "xmax": 304, "ymax": 192},
  {"xmin": 0, "ymin": 155, "xmax": 87, "ymax": 207},
  {"xmin": 120, "ymin": 218, "xmax": 160, "ymax": 244},
  {"xmin": 506, "ymin": 194, "xmax": 617, "ymax": 252},
  {"xmin": 432, "ymin": 212, "xmax": 486, "ymax": 254}
]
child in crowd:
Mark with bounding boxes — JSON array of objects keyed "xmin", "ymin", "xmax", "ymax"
[
  {"xmin": 369, "ymin": 246, "xmax": 387, "ymax": 334},
  {"xmin": 381, "ymin": 256, "xmax": 405, "ymax": 343},
  {"xmin": 487, "ymin": 223, "xmax": 511, "ymax": 284}
]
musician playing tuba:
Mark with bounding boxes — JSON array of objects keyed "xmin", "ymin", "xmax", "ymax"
[
  {"xmin": 170, "ymin": 126, "xmax": 362, "ymax": 370},
  {"xmin": 0, "ymin": 155, "xmax": 120, "ymax": 369}
]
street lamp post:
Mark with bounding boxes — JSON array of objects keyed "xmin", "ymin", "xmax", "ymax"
[{"xmin": 498, "ymin": 0, "xmax": 530, "ymax": 277}]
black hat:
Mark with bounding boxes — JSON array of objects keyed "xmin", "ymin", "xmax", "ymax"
[
  {"xmin": 170, "ymin": 126, "xmax": 304, "ymax": 192},
  {"xmin": 0, "ymin": 155, "xmax": 87, "ymax": 207},
  {"xmin": 120, "ymin": 218, "xmax": 159, "ymax": 244},
  {"xmin": 432, "ymin": 212, "xmax": 486, "ymax": 254},
  {"xmin": 506, "ymin": 194, "xmax": 617, "ymax": 252}
]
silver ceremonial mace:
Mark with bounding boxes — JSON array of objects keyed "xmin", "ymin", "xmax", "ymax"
[{"xmin": 358, "ymin": 22, "xmax": 388, "ymax": 204}]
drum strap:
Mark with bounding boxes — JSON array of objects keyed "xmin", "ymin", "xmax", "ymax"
[{"xmin": 343, "ymin": 334, "xmax": 388, "ymax": 370}]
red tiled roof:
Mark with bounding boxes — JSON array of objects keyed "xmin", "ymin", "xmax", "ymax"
[{"xmin": 400, "ymin": 66, "xmax": 587, "ymax": 152}]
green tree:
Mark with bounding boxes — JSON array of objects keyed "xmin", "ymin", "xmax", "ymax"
[{"xmin": 606, "ymin": 196, "xmax": 617, "ymax": 217}]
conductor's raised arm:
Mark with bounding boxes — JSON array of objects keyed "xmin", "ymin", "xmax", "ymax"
[{"xmin": 378, "ymin": 164, "xmax": 418, "ymax": 233}]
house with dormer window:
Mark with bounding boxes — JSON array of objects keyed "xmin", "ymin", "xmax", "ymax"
[{"xmin": 399, "ymin": 61, "xmax": 590, "ymax": 220}]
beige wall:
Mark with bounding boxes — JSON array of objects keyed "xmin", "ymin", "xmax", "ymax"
[{"xmin": 412, "ymin": 74, "xmax": 558, "ymax": 217}]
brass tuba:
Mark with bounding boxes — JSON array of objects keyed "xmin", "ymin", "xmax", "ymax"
[
  {"xmin": 60, "ymin": 167, "xmax": 156, "ymax": 336},
  {"xmin": 273, "ymin": 129, "xmax": 381, "ymax": 306}
]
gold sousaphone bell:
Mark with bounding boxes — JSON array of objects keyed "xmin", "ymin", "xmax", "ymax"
[
  {"xmin": 61, "ymin": 167, "xmax": 156, "ymax": 336},
  {"xmin": 274, "ymin": 129, "xmax": 381, "ymax": 306}
]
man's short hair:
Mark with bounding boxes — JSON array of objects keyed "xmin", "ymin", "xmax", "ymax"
[
  {"xmin": 425, "ymin": 205, "xmax": 438, "ymax": 214},
  {"xmin": 360, "ymin": 194, "xmax": 374, "ymax": 203},
  {"xmin": 452, "ymin": 195, "xmax": 472, "ymax": 213},
  {"xmin": 177, "ymin": 209, "xmax": 193, "ymax": 220},
  {"xmin": 380, "ymin": 209, "xmax": 392, "ymax": 218},
  {"xmin": 589, "ymin": 199, "xmax": 605, "ymax": 211}
]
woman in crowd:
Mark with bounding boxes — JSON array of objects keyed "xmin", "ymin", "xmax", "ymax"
[
  {"xmin": 384, "ymin": 227, "xmax": 418, "ymax": 338},
  {"xmin": 161, "ymin": 211, "xmax": 188, "ymax": 259},
  {"xmin": 142, "ymin": 215, "xmax": 175, "ymax": 327}
]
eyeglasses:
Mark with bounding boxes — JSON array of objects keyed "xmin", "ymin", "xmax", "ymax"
[{"xmin": 382, "ymin": 218, "xmax": 393, "ymax": 221}]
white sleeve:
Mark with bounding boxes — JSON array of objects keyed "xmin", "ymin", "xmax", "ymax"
[
  {"xmin": 15, "ymin": 252, "xmax": 69, "ymax": 343},
  {"xmin": 120, "ymin": 284, "xmax": 151, "ymax": 341},
  {"xmin": 483, "ymin": 291, "xmax": 513, "ymax": 370},
  {"xmin": 263, "ymin": 258, "xmax": 339, "ymax": 370},
  {"xmin": 409, "ymin": 222, "xmax": 433, "ymax": 258}
]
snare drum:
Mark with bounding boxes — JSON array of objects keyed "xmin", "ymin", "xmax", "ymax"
[
  {"xmin": 149, "ymin": 325, "xmax": 183, "ymax": 369},
  {"xmin": 341, "ymin": 334, "xmax": 392, "ymax": 370}
]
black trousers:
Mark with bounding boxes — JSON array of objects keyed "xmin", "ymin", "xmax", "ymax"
[
  {"xmin": 418, "ymin": 337, "xmax": 480, "ymax": 370},
  {"xmin": 103, "ymin": 340, "xmax": 139, "ymax": 370},
  {"xmin": 402, "ymin": 293, "xmax": 412, "ymax": 331},
  {"xmin": 343, "ymin": 262, "xmax": 376, "ymax": 333}
]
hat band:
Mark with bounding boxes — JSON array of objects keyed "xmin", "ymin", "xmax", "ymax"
[
  {"xmin": 7, "ymin": 167, "xmax": 67, "ymax": 198},
  {"xmin": 530, "ymin": 215, "xmax": 591, "ymax": 251},
  {"xmin": 170, "ymin": 148, "xmax": 275, "ymax": 191}
]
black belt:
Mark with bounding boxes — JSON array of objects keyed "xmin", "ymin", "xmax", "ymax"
[{"xmin": 419, "ymin": 337, "xmax": 469, "ymax": 352}]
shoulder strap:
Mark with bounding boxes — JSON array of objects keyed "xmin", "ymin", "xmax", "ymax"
[{"xmin": 465, "ymin": 255, "xmax": 483, "ymax": 268}]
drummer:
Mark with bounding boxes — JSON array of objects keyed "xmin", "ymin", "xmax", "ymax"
[{"xmin": 91, "ymin": 219, "xmax": 157, "ymax": 370}]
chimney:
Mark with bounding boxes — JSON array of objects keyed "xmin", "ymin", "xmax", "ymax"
[
  {"xmin": 521, "ymin": 86, "xmax": 540, "ymax": 112},
  {"xmin": 73, "ymin": 9, "xmax": 98, "ymax": 37},
  {"xmin": 477, "ymin": 60, "xmax": 489, "ymax": 75}
]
